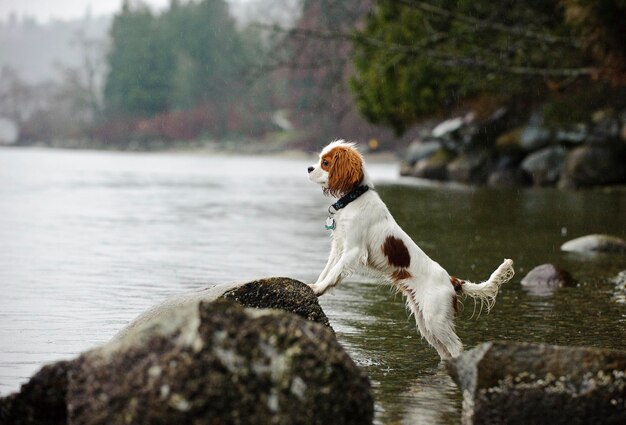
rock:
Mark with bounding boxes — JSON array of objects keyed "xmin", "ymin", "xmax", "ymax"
[
  {"xmin": 0, "ymin": 361, "xmax": 70, "ymax": 425},
  {"xmin": 68, "ymin": 300, "xmax": 373, "ymax": 425},
  {"xmin": 432, "ymin": 117, "xmax": 464, "ymax": 138},
  {"xmin": 447, "ymin": 341, "xmax": 626, "ymax": 425},
  {"xmin": 611, "ymin": 270, "xmax": 626, "ymax": 287},
  {"xmin": 411, "ymin": 148, "xmax": 452, "ymax": 180},
  {"xmin": 1, "ymin": 300, "xmax": 374, "ymax": 425},
  {"xmin": 487, "ymin": 168, "xmax": 531, "ymax": 187},
  {"xmin": 611, "ymin": 270, "xmax": 626, "ymax": 304},
  {"xmin": 561, "ymin": 234, "xmax": 626, "ymax": 254},
  {"xmin": 404, "ymin": 140, "xmax": 442, "ymax": 166},
  {"xmin": 521, "ymin": 146, "xmax": 567, "ymax": 186},
  {"xmin": 495, "ymin": 128, "xmax": 524, "ymax": 152},
  {"xmin": 520, "ymin": 110, "xmax": 551, "ymax": 152},
  {"xmin": 520, "ymin": 264, "xmax": 576, "ymax": 296},
  {"xmin": 589, "ymin": 109, "xmax": 620, "ymax": 145},
  {"xmin": 554, "ymin": 124, "xmax": 587, "ymax": 146},
  {"xmin": 465, "ymin": 107, "xmax": 510, "ymax": 150},
  {"xmin": 447, "ymin": 151, "xmax": 491, "ymax": 184},
  {"xmin": 558, "ymin": 145, "xmax": 626, "ymax": 189},
  {"xmin": 116, "ymin": 277, "xmax": 331, "ymax": 340}
]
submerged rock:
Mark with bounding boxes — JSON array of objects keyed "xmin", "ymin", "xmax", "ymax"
[
  {"xmin": 561, "ymin": 234, "xmax": 626, "ymax": 254},
  {"xmin": 1, "ymin": 300, "xmax": 373, "ymax": 425},
  {"xmin": 520, "ymin": 264, "xmax": 576, "ymax": 296},
  {"xmin": 447, "ymin": 341, "xmax": 626, "ymax": 425},
  {"xmin": 116, "ymin": 277, "xmax": 331, "ymax": 340}
]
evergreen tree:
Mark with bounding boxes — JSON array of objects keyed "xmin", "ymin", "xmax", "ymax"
[{"xmin": 104, "ymin": 6, "xmax": 173, "ymax": 118}]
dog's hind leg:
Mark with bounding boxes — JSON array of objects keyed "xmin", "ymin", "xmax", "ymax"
[
  {"xmin": 420, "ymin": 293, "xmax": 463, "ymax": 359},
  {"xmin": 396, "ymin": 283, "xmax": 456, "ymax": 359}
]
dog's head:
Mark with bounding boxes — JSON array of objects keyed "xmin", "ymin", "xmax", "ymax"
[{"xmin": 308, "ymin": 140, "xmax": 365, "ymax": 197}]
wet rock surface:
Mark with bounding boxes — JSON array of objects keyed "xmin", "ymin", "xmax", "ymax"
[
  {"xmin": 447, "ymin": 341, "xmax": 626, "ymax": 425},
  {"xmin": 520, "ymin": 264, "xmax": 576, "ymax": 296},
  {"xmin": 1, "ymin": 281, "xmax": 370, "ymax": 425},
  {"xmin": 0, "ymin": 361, "xmax": 70, "ymax": 425},
  {"xmin": 68, "ymin": 300, "xmax": 372, "ymax": 425},
  {"xmin": 561, "ymin": 234, "xmax": 626, "ymax": 254},
  {"xmin": 221, "ymin": 277, "xmax": 331, "ymax": 328},
  {"xmin": 611, "ymin": 270, "xmax": 626, "ymax": 304},
  {"xmin": 116, "ymin": 277, "xmax": 331, "ymax": 339}
]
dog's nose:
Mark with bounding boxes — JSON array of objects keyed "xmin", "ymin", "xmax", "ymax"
[{"xmin": 307, "ymin": 166, "xmax": 314, "ymax": 173}]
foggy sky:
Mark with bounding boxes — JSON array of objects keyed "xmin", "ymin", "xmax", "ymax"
[{"xmin": 0, "ymin": 0, "xmax": 206, "ymax": 23}]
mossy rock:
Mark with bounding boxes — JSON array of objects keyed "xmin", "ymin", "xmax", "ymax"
[
  {"xmin": 1, "ymin": 301, "xmax": 373, "ymax": 425},
  {"xmin": 447, "ymin": 341, "xmax": 626, "ymax": 425},
  {"xmin": 115, "ymin": 277, "xmax": 331, "ymax": 340}
]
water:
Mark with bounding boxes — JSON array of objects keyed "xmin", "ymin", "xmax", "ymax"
[{"xmin": 1, "ymin": 147, "xmax": 625, "ymax": 424}]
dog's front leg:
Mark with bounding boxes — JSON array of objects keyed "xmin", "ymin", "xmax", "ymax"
[
  {"xmin": 314, "ymin": 240, "xmax": 341, "ymax": 285},
  {"xmin": 309, "ymin": 247, "xmax": 360, "ymax": 296}
]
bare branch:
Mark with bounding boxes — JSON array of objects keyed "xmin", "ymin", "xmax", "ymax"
[{"xmin": 398, "ymin": 0, "xmax": 580, "ymax": 47}]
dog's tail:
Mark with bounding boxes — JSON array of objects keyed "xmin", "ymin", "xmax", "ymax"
[{"xmin": 451, "ymin": 259, "xmax": 514, "ymax": 313}]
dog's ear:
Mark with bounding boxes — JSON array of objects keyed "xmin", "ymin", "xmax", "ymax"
[{"xmin": 328, "ymin": 146, "xmax": 364, "ymax": 197}]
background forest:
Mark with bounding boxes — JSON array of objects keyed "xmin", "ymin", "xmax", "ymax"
[{"xmin": 0, "ymin": 0, "xmax": 625, "ymax": 153}]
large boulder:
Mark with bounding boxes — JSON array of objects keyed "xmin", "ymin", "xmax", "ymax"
[
  {"xmin": 447, "ymin": 341, "xmax": 626, "ymax": 425},
  {"xmin": 115, "ymin": 277, "xmax": 331, "ymax": 340},
  {"xmin": 520, "ymin": 264, "xmax": 576, "ymax": 296},
  {"xmin": 1, "ymin": 300, "xmax": 373, "ymax": 425},
  {"xmin": 1, "ymin": 279, "xmax": 371, "ymax": 425},
  {"xmin": 68, "ymin": 300, "xmax": 373, "ymax": 425},
  {"xmin": 561, "ymin": 234, "xmax": 626, "ymax": 254}
]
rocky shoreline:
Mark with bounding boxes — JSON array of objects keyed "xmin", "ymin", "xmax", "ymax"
[
  {"xmin": 2, "ymin": 275, "xmax": 625, "ymax": 424},
  {"xmin": 400, "ymin": 107, "xmax": 626, "ymax": 189}
]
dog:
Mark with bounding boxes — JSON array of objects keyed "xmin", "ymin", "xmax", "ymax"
[{"xmin": 307, "ymin": 140, "xmax": 514, "ymax": 359}]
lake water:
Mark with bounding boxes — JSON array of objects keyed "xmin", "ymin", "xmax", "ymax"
[{"xmin": 1, "ymin": 147, "xmax": 625, "ymax": 424}]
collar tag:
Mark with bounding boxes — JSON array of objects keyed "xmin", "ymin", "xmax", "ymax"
[{"xmin": 323, "ymin": 185, "xmax": 369, "ymax": 231}]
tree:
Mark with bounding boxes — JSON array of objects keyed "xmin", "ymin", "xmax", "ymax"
[
  {"xmin": 349, "ymin": 0, "xmax": 624, "ymax": 135},
  {"xmin": 104, "ymin": 5, "xmax": 173, "ymax": 118}
]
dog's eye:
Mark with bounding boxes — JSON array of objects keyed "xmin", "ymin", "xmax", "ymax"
[{"xmin": 322, "ymin": 159, "xmax": 329, "ymax": 166}]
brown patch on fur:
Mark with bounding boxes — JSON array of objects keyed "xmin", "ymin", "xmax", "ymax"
[
  {"xmin": 391, "ymin": 269, "xmax": 412, "ymax": 281},
  {"xmin": 452, "ymin": 294, "xmax": 459, "ymax": 315},
  {"xmin": 450, "ymin": 276, "xmax": 464, "ymax": 294},
  {"xmin": 382, "ymin": 236, "xmax": 411, "ymax": 269},
  {"xmin": 324, "ymin": 146, "xmax": 364, "ymax": 197}
]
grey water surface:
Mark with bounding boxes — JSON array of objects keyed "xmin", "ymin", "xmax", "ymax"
[{"xmin": 1, "ymin": 147, "xmax": 625, "ymax": 424}]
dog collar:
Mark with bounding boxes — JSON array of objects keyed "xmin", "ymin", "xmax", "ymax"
[{"xmin": 325, "ymin": 185, "xmax": 370, "ymax": 230}]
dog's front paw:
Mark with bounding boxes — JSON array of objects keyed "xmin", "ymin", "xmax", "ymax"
[{"xmin": 308, "ymin": 283, "xmax": 326, "ymax": 296}]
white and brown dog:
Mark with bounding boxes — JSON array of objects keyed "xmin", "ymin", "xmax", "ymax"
[{"xmin": 307, "ymin": 140, "xmax": 514, "ymax": 359}]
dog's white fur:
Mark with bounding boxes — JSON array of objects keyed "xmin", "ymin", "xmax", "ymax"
[{"xmin": 308, "ymin": 140, "xmax": 514, "ymax": 359}]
